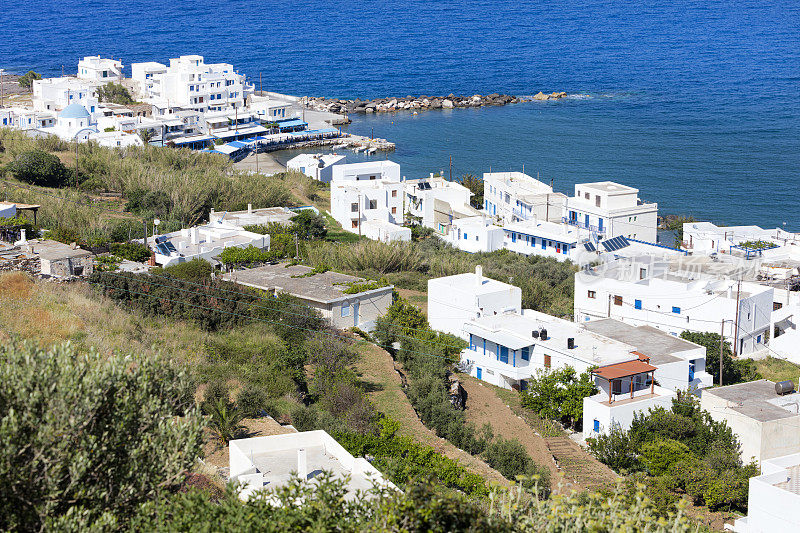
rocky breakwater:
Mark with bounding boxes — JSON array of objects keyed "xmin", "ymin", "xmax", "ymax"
[
  {"xmin": 533, "ymin": 91, "xmax": 568, "ymax": 100},
  {"xmin": 302, "ymin": 93, "xmax": 549, "ymax": 114}
]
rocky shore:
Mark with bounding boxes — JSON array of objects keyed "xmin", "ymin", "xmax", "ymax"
[{"xmin": 301, "ymin": 91, "xmax": 568, "ymax": 115}]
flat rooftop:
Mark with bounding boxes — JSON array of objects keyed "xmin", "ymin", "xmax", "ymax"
[
  {"xmin": 583, "ymin": 319, "xmax": 694, "ymax": 365},
  {"xmin": 466, "ymin": 309, "xmax": 635, "ymax": 365},
  {"xmin": 504, "ymin": 219, "xmax": 582, "ymax": 243},
  {"xmin": 213, "ymin": 207, "xmax": 296, "ymax": 227},
  {"xmin": 33, "ymin": 240, "xmax": 93, "ymax": 260},
  {"xmin": 578, "ymin": 181, "xmax": 638, "ymax": 194},
  {"xmin": 429, "ymin": 272, "xmax": 516, "ymax": 296},
  {"xmin": 222, "ymin": 263, "xmax": 392, "ymax": 304},
  {"xmin": 706, "ymin": 380, "xmax": 800, "ymax": 422}
]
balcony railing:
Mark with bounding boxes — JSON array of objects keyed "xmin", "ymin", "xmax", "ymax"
[{"xmin": 562, "ymin": 217, "xmax": 605, "ymax": 234}]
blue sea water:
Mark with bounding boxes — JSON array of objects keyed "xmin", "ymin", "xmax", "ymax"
[{"xmin": 2, "ymin": 1, "xmax": 799, "ymax": 228}]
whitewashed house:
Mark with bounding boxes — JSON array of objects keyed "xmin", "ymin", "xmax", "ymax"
[
  {"xmin": 482, "ymin": 172, "xmax": 562, "ymax": 224},
  {"xmin": 683, "ymin": 221, "xmax": 800, "ymax": 261},
  {"xmin": 223, "ymin": 262, "xmax": 393, "ymax": 331},
  {"xmin": 502, "ymin": 219, "xmax": 587, "ymax": 262},
  {"xmin": 48, "ymin": 103, "xmax": 98, "ymax": 141},
  {"xmin": 0, "ymin": 107, "xmax": 56, "ymax": 130},
  {"xmin": 574, "ymin": 257, "xmax": 773, "ymax": 355},
  {"xmin": 330, "ymin": 161, "xmax": 409, "ymax": 242},
  {"xmin": 230, "ymin": 430, "xmax": 392, "ymax": 503},
  {"xmin": 564, "ymin": 181, "xmax": 658, "ymax": 243},
  {"xmin": 148, "ymin": 221, "xmax": 269, "ymax": 267},
  {"xmin": 77, "ymin": 56, "xmax": 123, "ymax": 82},
  {"xmin": 32, "ymin": 77, "xmax": 100, "ymax": 117},
  {"xmin": 131, "ymin": 55, "xmax": 253, "ymax": 113},
  {"xmin": 208, "ymin": 205, "xmax": 317, "ymax": 229},
  {"xmin": 404, "ymin": 176, "xmax": 478, "ymax": 233},
  {"xmin": 733, "ymin": 452, "xmax": 800, "ymax": 532},
  {"xmin": 428, "ymin": 266, "xmax": 521, "ymax": 339},
  {"xmin": 442, "ymin": 216, "xmax": 504, "ymax": 253},
  {"xmin": 287, "ymin": 153, "xmax": 346, "ymax": 183},
  {"xmin": 701, "ymin": 380, "xmax": 800, "ymax": 466}
]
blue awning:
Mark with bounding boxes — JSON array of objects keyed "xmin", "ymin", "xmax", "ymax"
[
  {"xmin": 227, "ymin": 141, "xmax": 248, "ymax": 148},
  {"xmin": 277, "ymin": 118, "xmax": 308, "ymax": 128}
]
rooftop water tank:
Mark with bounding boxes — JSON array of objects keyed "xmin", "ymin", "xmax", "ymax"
[{"xmin": 776, "ymin": 380, "xmax": 796, "ymax": 395}]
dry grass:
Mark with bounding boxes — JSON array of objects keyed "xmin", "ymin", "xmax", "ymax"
[{"xmin": 0, "ymin": 272, "xmax": 208, "ymax": 361}]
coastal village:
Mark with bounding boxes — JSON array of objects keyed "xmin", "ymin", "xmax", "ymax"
[{"xmin": 1, "ymin": 54, "xmax": 799, "ymax": 532}]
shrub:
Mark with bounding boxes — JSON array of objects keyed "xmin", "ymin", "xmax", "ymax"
[
  {"xmin": 482, "ymin": 437, "xmax": 550, "ymax": 492},
  {"xmin": 0, "ymin": 340, "xmax": 204, "ymax": 531},
  {"xmin": 639, "ymin": 439, "xmax": 692, "ymax": 476},
  {"xmin": 207, "ymin": 399, "xmax": 246, "ymax": 445},
  {"xmin": 96, "ymin": 83, "xmax": 135, "ymax": 105},
  {"xmin": 236, "ymin": 385, "xmax": 271, "ymax": 418},
  {"xmin": 109, "ymin": 241, "xmax": 151, "ymax": 262},
  {"xmin": 47, "ymin": 226, "xmax": 81, "ymax": 244},
  {"xmin": 17, "ymin": 70, "xmax": 41, "ymax": 89},
  {"xmin": 520, "ymin": 366, "xmax": 597, "ymax": 429},
  {"xmin": 161, "ymin": 258, "xmax": 213, "ymax": 282},
  {"xmin": 586, "ymin": 425, "xmax": 640, "ymax": 473},
  {"xmin": 218, "ymin": 245, "xmax": 280, "ymax": 267},
  {"xmin": 201, "ymin": 380, "xmax": 231, "ymax": 414},
  {"xmin": 289, "ymin": 210, "xmax": 327, "ymax": 240},
  {"xmin": 680, "ymin": 331, "xmax": 760, "ymax": 384},
  {"xmin": 7, "ymin": 149, "xmax": 72, "ymax": 187}
]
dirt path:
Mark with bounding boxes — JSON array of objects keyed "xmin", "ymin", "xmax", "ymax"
[
  {"xmin": 458, "ymin": 375, "xmax": 569, "ymax": 488},
  {"xmin": 354, "ymin": 342, "xmax": 511, "ymax": 488}
]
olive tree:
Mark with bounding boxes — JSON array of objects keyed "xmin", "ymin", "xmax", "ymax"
[{"xmin": 0, "ymin": 340, "xmax": 205, "ymax": 531}]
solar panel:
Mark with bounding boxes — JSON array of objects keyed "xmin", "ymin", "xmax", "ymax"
[
  {"xmin": 584, "ymin": 242, "xmax": 597, "ymax": 252},
  {"xmin": 162, "ymin": 241, "xmax": 177, "ymax": 254},
  {"xmin": 600, "ymin": 236, "xmax": 630, "ymax": 252},
  {"xmin": 155, "ymin": 243, "xmax": 171, "ymax": 256}
]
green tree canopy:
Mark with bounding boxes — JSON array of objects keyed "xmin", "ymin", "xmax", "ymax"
[
  {"xmin": 0, "ymin": 340, "xmax": 204, "ymax": 531},
  {"xmin": 18, "ymin": 70, "xmax": 42, "ymax": 89},
  {"xmin": 289, "ymin": 209, "xmax": 328, "ymax": 240},
  {"xmin": 7, "ymin": 149, "xmax": 72, "ymax": 187},
  {"xmin": 679, "ymin": 331, "xmax": 760, "ymax": 385}
]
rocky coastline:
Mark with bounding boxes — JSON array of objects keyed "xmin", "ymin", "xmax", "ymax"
[{"xmin": 301, "ymin": 91, "xmax": 568, "ymax": 115}]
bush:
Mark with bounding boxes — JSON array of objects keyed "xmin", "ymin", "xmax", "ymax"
[
  {"xmin": 218, "ymin": 245, "xmax": 281, "ymax": 267},
  {"xmin": 161, "ymin": 258, "xmax": 213, "ymax": 282},
  {"xmin": 96, "ymin": 83, "xmax": 135, "ymax": 105},
  {"xmin": 482, "ymin": 437, "xmax": 549, "ymax": 491},
  {"xmin": 639, "ymin": 439, "xmax": 692, "ymax": 476},
  {"xmin": 520, "ymin": 367, "xmax": 597, "ymax": 429},
  {"xmin": 18, "ymin": 70, "xmax": 41, "ymax": 89},
  {"xmin": 7, "ymin": 149, "xmax": 72, "ymax": 187},
  {"xmin": 201, "ymin": 380, "xmax": 231, "ymax": 414},
  {"xmin": 109, "ymin": 241, "xmax": 151, "ymax": 262},
  {"xmin": 0, "ymin": 340, "xmax": 204, "ymax": 531},
  {"xmin": 47, "ymin": 226, "xmax": 81, "ymax": 244},
  {"xmin": 289, "ymin": 210, "xmax": 327, "ymax": 240},
  {"xmin": 236, "ymin": 385, "xmax": 271, "ymax": 418},
  {"xmin": 586, "ymin": 425, "xmax": 640, "ymax": 473},
  {"xmin": 680, "ymin": 331, "xmax": 761, "ymax": 384}
]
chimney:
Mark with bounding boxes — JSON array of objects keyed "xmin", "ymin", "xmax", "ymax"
[
  {"xmin": 190, "ymin": 227, "xmax": 199, "ymax": 245},
  {"xmin": 727, "ymin": 285, "xmax": 733, "ymax": 299},
  {"xmin": 247, "ymin": 203, "xmax": 252, "ymax": 214},
  {"xmin": 297, "ymin": 448, "xmax": 308, "ymax": 480},
  {"xmin": 475, "ymin": 265, "xmax": 483, "ymax": 287},
  {"xmin": 18, "ymin": 229, "xmax": 26, "ymax": 244}
]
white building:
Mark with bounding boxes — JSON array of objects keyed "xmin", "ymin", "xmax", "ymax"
[
  {"xmin": 287, "ymin": 153, "xmax": 346, "ymax": 183},
  {"xmin": 32, "ymin": 77, "xmax": 100, "ymax": 116},
  {"xmin": 229, "ymin": 430, "xmax": 392, "ymax": 502},
  {"xmin": 77, "ymin": 56, "xmax": 123, "ymax": 82},
  {"xmin": 564, "ymin": 181, "xmax": 658, "ymax": 243},
  {"xmin": 733, "ymin": 452, "xmax": 800, "ymax": 532},
  {"xmin": 404, "ymin": 176, "xmax": 478, "ymax": 233},
  {"xmin": 330, "ymin": 161, "xmax": 409, "ymax": 242},
  {"xmin": 131, "ymin": 55, "xmax": 253, "ymax": 113},
  {"xmin": 574, "ymin": 257, "xmax": 773, "ymax": 355},
  {"xmin": 442, "ymin": 216, "xmax": 504, "ymax": 253},
  {"xmin": 148, "ymin": 221, "xmax": 269, "ymax": 267},
  {"xmin": 482, "ymin": 172, "xmax": 561, "ymax": 224},
  {"xmin": 209, "ymin": 205, "xmax": 317, "ymax": 229},
  {"xmin": 223, "ymin": 262, "xmax": 393, "ymax": 331},
  {"xmin": 683, "ymin": 221, "xmax": 800, "ymax": 262},
  {"xmin": 0, "ymin": 202, "xmax": 16, "ymax": 219},
  {"xmin": 502, "ymin": 219, "xmax": 587, "ymax": 262},
  {"xmin": 700, "ymin": 380, "xmax": 800, "ymax": 466},
  {"xmin": 0, "ymin": 107, "xmax": 56, "ymax": 130},
  {"xmin": 427, "ymin": 266, "xmax": 521, "ymax": 339},
  {"xmin": 248, "ymin": 94, "xmax": 292, "ymax": 122},
  {"xmin": 48, "ymin": 103, "xmax": 98, "ymax": 141}
]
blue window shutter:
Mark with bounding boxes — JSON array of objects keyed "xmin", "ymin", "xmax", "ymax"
[
  {"xmin": 635, "ymin": 299, "xmax": 642, "ymax": 310},
  {"xmin": 483, "ymin": 339, "xmax": 486, "ymax": 355},
  {"xmin": 521, "ymin": 347, "xmax": 529, "ymax": 361},
  {"xmin": 672, "ymin": 306, "xmax": 681, "ymax": 314},
  {"xmin": 593, "ymin": 419, "xmax": 600, "ymax": 432}
]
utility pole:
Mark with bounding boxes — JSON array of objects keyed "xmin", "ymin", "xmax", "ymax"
[
  {"xmin": 255, "ymin": 140, "xmax": 259, "ymax": 174},
  {"xmin": 1, "ymin": 68, "xmax": 4, "ymax": 107},
  {"xmin": 607, "ymin": 293, "xmax": 612, "ymax": 318},
  {"xmin": 449, "ymin": 155, "xmax": 452, "ymax": 182},
  {"xmin": 259, "ymin": 72, "xmax": 262, "ymax": 95},
  {"xmin": 719, "ymin": 319, "xmax": 725, "ymax": 386},
  {"xmin": 357, "ymin": 193, "xmax": 362, "ymax": 237},
  {"xmin": 733, "ymin": 279, "xmax": 742, "ymax": 357},
  {"xmin": 545, "ymin": 193, "xmax": 550, "ymax": 221}
]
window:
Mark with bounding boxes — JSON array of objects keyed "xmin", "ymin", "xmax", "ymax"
[
  {"xmin": 351, "ymin": 220, "xmax": 358, "ymax": 229},
  {"xmin": 483, "ymin": 339, "xmax": 486, "ymax": 355},
  {"xmin": 391, "ymin": 207, "xmax": 397, "ymax": 214},
  {"xmin": 757, "ymin": 335, "xmax": 762, "ymax": 343},
  {"xmin": 341, "ymin": 303, "xmax": 351, "ymax": 317},
  {"xmin": 544, "ymin": 354, "xmax": 551, "ymax": 368},
  {"xmin": 639, "ymin": 268, "xmax": 647, "ymax": 279},
  {"xmin": 499, "ymin": 346, "xmax": 509, "ymax": 364},
  {"xmin": 463, "ymin": 233, "xmax": 468, "ymax": 240},
  {"xmin": 774, "ymin": 302, "xmax": 783, "ymax": 311},
  {"xmin": 689, "ymin": 360, "xmax": 695, "ymax": 381},
  {"xmin": 635, "ymin": 299, "xmax": 642, "ymax": 310},
  {"xmin": 593, "ymin": 419, "xmax": 600, "ymax": 433},
  {"xmin": 521, "ymin": 347, "xmax": 530, "ymax": 361},
  {"xmin": 351, "ymin": 202, "xmax": 359, "ymax": 213},
  {"xmin": 368, "ymin": 199, "xmax": 377, "ymax": 210},
  {"xmin": 588, "ymin": 290, "xmax": 596, "ymax": 299},
  {"xmin": 672, "ymin": 306, "xmax": 681, "ymax": 314},
  {"xmin": 595, "ymin": 195, "xmax": 601, "ymax": 207},
  {"xmin": 391, "ymin": 190, "xmax": 397, "ymax": 197},
  {"xmin": 469, "ymin": 334, "xmax": 476, "ymax": 350},
  {"xmin": 614, "ymin": 295, "xmax": 622, "ymax": 306}
]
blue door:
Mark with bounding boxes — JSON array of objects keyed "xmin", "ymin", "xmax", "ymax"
[
  {"xmin": 476, "ymin": 367, "xmax": 482, "ymax": 380},
  {"xmin": 511, "ymin": 232, "xmax": 516, "ymax": 243},
  {"xmin": 585, "ymin": 214, "xmax": 590, "ymax": 228},
  {"xmin": 598, "ymin": 218, "xmax": 604, "ymax": 231},
  {"xmin": 353, "ymin": 302, "xmax": 359, "ymax": 326}
]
